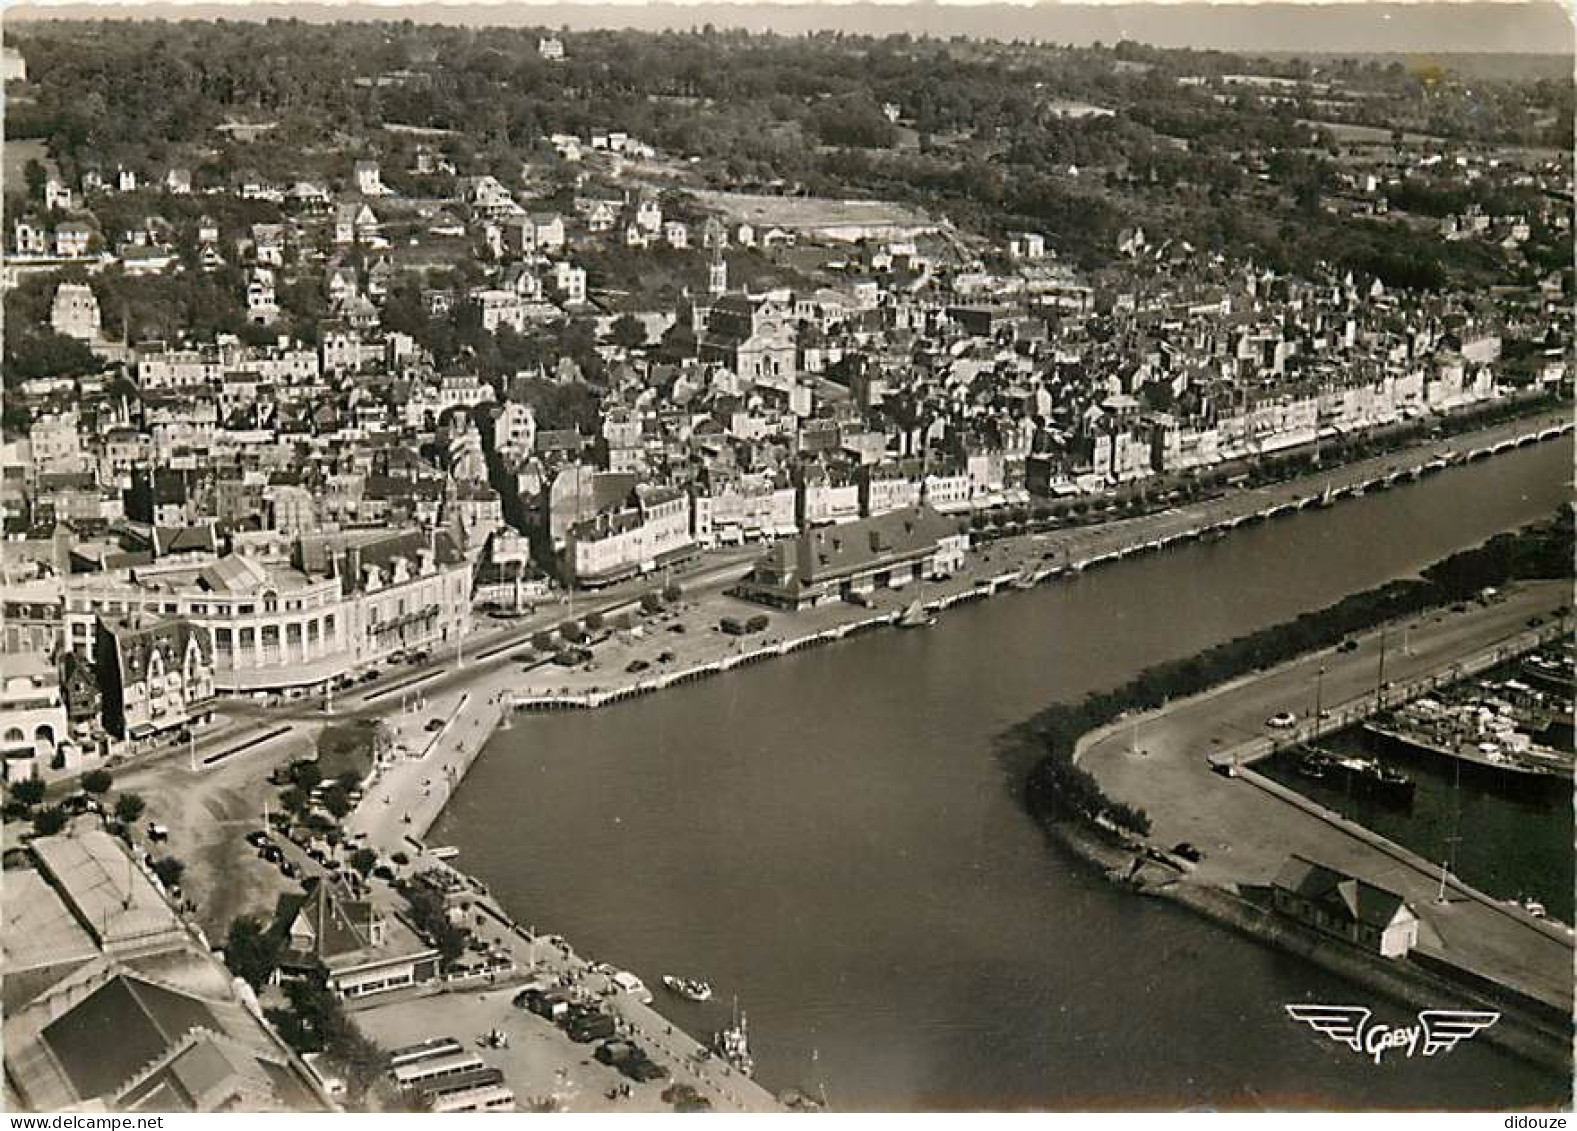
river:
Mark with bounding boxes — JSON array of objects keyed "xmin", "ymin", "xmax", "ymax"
[{"xmin": 431, "ymin": 438, "xmax": 1572, "ymax": 1110}]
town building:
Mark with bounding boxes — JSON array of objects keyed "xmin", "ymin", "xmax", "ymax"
[
  {"xmin": 735, "ymin": 505, "xmax": 967, "ymax": 610},
  {"xmin": 50, "ymin": 283, "xmax": 100, "ymax": 341},
  {"xmin": 565, "ymin": 485, "xmax": 695, "ymax": 587},
  {"xmin": 94, "ymin": 614, "xmax": 216, "ymax": 745},
  {"xmin": 0, "ymin": 652, "xmax": 69, "ymax": 779},
  {"xmin": 1270, "ymin": 855, "xmax": 1420, "ymax": 958},
  {"xmin": 63, "ymin": 531, "xmax": 472, "ymax": 696},
  {"xmin": 275, "ymin": 877, "xmax": 441, "ymax": 1000},
  {"xmin": 3, "ymin": 831, "xmax": 329, "ymax": 1112}
]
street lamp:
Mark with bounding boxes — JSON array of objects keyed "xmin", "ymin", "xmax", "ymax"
[{"xmin": 1314, "ymin": 664, "xmax": 1325, "ymax": 730}]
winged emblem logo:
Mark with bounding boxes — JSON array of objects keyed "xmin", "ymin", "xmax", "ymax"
[{"xmin": 1285, "ymin": 1004, "xmax": 1499, "ymax": 1065}]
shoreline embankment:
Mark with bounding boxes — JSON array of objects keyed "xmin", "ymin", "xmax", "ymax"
[
  {"xmin": 347, "ymin": 410, "xmax": 1571, "ymax": 1097},
  {"xmin": 1039, "ymin": 813, "xmax": 1572, "ymax": 1078}
]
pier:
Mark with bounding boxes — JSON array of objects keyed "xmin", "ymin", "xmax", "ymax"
[
  {"xmin": 1211, "ymin": 618, "xmax": 1572, "ymax": 773},
  {"xmin": 1077, "ymin": 583, "xmax": 1575, "ymax": 1030}
]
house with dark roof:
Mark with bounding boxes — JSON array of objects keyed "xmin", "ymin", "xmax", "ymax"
[
  {"xmin": 1270, "ymin": 855, "xmax": 1420, "ymax": 958},
  {"xmin": 735, "ymin": 504, "xmax": 967, "ymax": 610},
  {"xmin": 275, "ymin": 878, "xmax": 440, "ymax": 1000},
  {"xmin": 4, "ymin": 829, "xmax": 331, "ymax": 1111},
  {"xmin": 7, "ymin": 964, "xmax": 324, "ymax": 1111},
  {"xmin": 94, "ymin": 614, "xmax": 215, "ymax": 743}
]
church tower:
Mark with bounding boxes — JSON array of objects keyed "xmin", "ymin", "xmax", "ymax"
[{"xmin": 708, "ymin": 247, "xmax": 727, "ymax": 297}]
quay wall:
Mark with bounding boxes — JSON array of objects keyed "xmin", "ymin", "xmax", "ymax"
[
  {"xmin": 1040, "ymin": 815, "xmax": 1572, "ymax": 1076},
  {"xmin": 508, "ymin": 420, "xmax": 1574, "ymax": 716}
]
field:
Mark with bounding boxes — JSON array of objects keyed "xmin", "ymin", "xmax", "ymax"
[
  {"xmin": 689, "ymin": 190, "xmax": 937, "ymax": 239},
  {"xmin": 1299, "ymin": 119, "xmax": 1446, "ymax": 146},
  {"xmin": 3, "ymin": 137, "xmax": 52, "ymax": 194}
]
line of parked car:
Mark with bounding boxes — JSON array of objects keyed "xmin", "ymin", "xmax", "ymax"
[{"xmin": 512, "ymin": 987, "xmax": 668, "ymax": 1082}]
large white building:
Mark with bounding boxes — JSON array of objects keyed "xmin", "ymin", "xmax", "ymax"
[
  {"xmin": 50, "ymin": 283, "xmax": 101, "ymax": 341},
  {"xmin": 63, "ymin": 532, "xmax": 472, "ymax": 695},
  {"xmin": 0, "ymin": 653, "xmax": 68, "ymax": 780},
  {"xmin": 566, "ymin": 486, "xmax": 694, "ymax": 586}
]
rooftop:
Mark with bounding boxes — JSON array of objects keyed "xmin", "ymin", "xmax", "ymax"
[{"xmin": 30, "ymin": 830, "xmax": 185, "ymax": 952}]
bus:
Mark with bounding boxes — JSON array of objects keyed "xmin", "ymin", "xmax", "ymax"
[
  {"xmin": 392, "ymin": 1052, "xmax": 487, "ymax": 1091},
  {"xmin": 387, "ymin": 1036, "xmax": 463, "ymax": 1069},
  {"xmin": 430, "ymin": 1083, "xmax": 516, "ymax": 1113},
  {"xmin": 419, "ymin": 1066, "xmax": 505, "ymax": 1102}
]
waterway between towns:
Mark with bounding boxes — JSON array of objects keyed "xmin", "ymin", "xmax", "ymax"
[{"xmin": 430, "ymin": 438, "xmax": 1572, "ymax": 1110}]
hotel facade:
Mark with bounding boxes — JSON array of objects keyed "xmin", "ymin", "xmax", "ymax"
[{"xmin": 63, "ymin": 531, "xmax": 473, "ymax": 694}]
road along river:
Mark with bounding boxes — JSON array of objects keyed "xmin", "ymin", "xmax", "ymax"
[{"xmin": 431, "ymin": 437, "xmax": 1571, "ymax": 1110}]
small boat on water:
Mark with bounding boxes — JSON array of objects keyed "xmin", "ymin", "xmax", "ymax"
[
  {"xmin": 662, "ymin": 975, "xmax": 714, "ymax": 1003},
  {"xmin": 1012, "ymin": 568, "xmax": 1038, "ymax": 590},
  {"xmin": 1297, "ymin": 749, "xmax": 1414, "ymax": 806},
  {"xmin": 896, "ymin": 598, "xmax": 936, "ymax": 629},
  {"xmin": 1296, "ymin": 751, "xmax": 1335, "ymax": 780}
]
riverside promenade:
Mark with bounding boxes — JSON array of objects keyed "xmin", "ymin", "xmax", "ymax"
[
  {"xmin": 342, "ymin": 667, "xmax": 786, "ymax": 1112},
  {"xmin": 1075, "ymin": 580, "xmax": 1575, "ymax": 1015}
]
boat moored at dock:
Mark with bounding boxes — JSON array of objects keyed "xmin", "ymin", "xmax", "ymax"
[{"xmin": 663, "ymin": 975, "xmax": 714, "ymax": 1002}]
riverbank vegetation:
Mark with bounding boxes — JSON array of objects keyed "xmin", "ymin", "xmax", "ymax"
[{"xmin": 1017, "ymin": 508, "xmax": 1573, "ymax": 834}]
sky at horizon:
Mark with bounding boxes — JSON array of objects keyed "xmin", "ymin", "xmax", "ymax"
[{"xmin": 3, "ymin": 0, "xmax": 1573, "ymax": 57}]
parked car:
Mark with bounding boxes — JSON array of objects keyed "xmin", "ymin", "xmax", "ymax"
[
  {"xmin": 595, "ymin": 1041, "xmax": 637, "ymax": 1067},
  {"xmin": 570, "ymin": 1014, "xmax": 617, "ymax": 1044},
  {"xmin": 625, "ymin": 659, "xmax": 650, "ymax": 674},
  {"xmin": 657, "ymin": 650, "xmax": 676, "ymax": 664},
  {"xmin": 1265, "ymin": 712, "xmax": 1298, "ymax": 729},
  {"xmin": 146, "ymin": 822, "xmax": 170, "ymax": 842},
  {"xmin": 621, "ymin": 1054, "xmax": 668, "ymax": 1083},
  {"xmin": 1172, "ymin": 842, "xmax": 1204, "ymax": 863},
  {"xmin": 425, "ymin": 718, "xmax": 446, "ymax": 732}
]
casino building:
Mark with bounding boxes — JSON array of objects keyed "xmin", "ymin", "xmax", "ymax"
[{"xmin": 64, "ymin": 530, "xmax": 473, "ymax": 695}]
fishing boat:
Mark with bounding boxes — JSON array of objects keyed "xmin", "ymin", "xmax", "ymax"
[
  {"xmin": 1012, "ymin": 568, "xmax": 1038, "ymax": 590},
  {"xmin": 1296, "ymin": 751, "xmax": 1335, "ymax": 780},
  {"xmin": 712, "ymin": 999, "xmax": 754, "ymax": 1076},
  {"xmin": 1315, "ymin": 485, "xmax": 1335, "ymax": 508},
  {"xmin": 662, "ymin": 975, "xmax": 714, "ymax": 1003},
  {"xmin": 896, "ymin": 598, "xmax": 936, "ymax": 629}
]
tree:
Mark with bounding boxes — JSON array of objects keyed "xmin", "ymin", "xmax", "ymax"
[
  {"xmin": 4, "ymin": 330, "xmax": 104, "ymax": 387},
  {"xmin": 291, "ymin": 761, "xmax": 323, "ymax": 791},
  {"xmin": 583, "ymin": 610, "xmax": 605, "ymax": 631},
  {"xmin": 114, "ymin": 793, "xmax": 147, "ymax": 825},
  {"xmin": 224, "ymin": 914, "xmax": 281, "ymax": 989},
  {"xmin": 81, "ymin": 769, "xmax": 114, "ymax": 795},
  {"xmin": 401, "ymin": 879, "xmax": 471, "ymax": 962},
  {"xmin": 11, "ymin": 777, "xmax": 46, "ymax": 808},
  {"xmin": 152, "ymin": 856, "xmax": 186, "ymax": 889},
  {"xmin": 610, "ymin": 313, "xmax": 646, "ymax": 351},
  {"xmin": 32, "ymin": 806, "xmax": 68, "ymax": 836},
  {"xmin": 321, "ymin": 784, "xmax": 352, "ymax": 821},
  {"xmin": 350, "ymin": 847, "xmax": 378, "ymax": 876},
  {"xmin": 662, "ymin": 581, "xmax": 683, "ymax": 604},
  {"xmin": 24, "ymin": 159, "xmax": 46, "ymax": 201}
]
